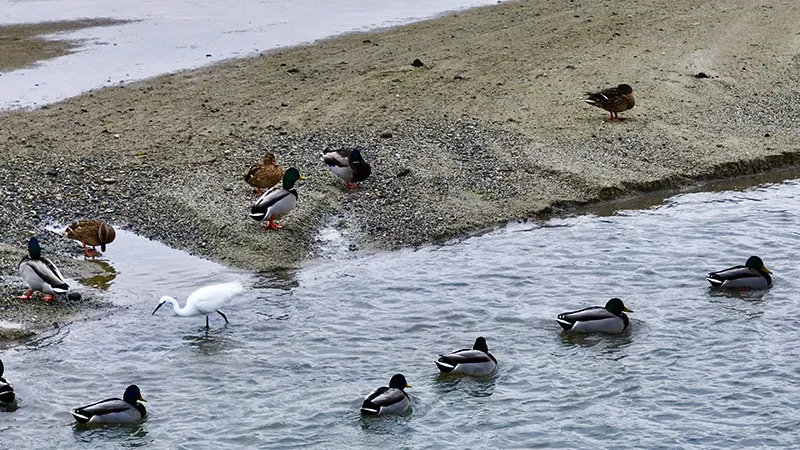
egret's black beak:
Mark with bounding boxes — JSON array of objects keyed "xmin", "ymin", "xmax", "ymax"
[{"xmin": 152, "ymin": 302, "xmax": 165, "ymax": 315}]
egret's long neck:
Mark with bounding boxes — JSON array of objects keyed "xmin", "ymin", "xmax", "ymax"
[{"xmin": 165, "ymin": 297, "xmax": 194, "ymax": 317}]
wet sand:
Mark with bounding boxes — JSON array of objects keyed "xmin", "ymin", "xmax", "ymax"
[
  {"xmin": 0, "ymin": 19, "xmax": 127, "ymax": 71},
  {"xmin": 0, "ymin": 0, "xmax": 799, "ymax": 331}
]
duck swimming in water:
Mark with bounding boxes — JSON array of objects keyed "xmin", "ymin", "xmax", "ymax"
[
  {"xmin": 707, "ymin": 256, "xmax": 772, "ymax": 289},
  {"xmin": 71, "ymin": 385, "xmax": 147, "ymax": 425},
  {"xmin": 360, "ymin": 374, "xmax": 412, "ymax": 416},
  {"xmin": 556, "ymin": 298, "xmax": 633, "ymax": 334},
  {"xmin": 435, "ymin": 336, "xmax": 498, "ymax": 376},
  {"xmin": 18, "ymin": 237, "xmax": 69, "ymax": 302},
  {"xmin": 0, "ymin": 359, "xmax": 16, "ymax": 409}
]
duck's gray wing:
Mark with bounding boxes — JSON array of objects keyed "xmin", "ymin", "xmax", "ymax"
[
  {"xmin": 438, "ymin": 349, "xmax": 493, "ymax": 365},
  {"xmin": 557, "ymin": 306, "xmax": 613, "ymax": 323},
  {"xmin": 21, "ymin": 258, "xmax": 69, "ymax": 292},
  {"xmin": 360, "ymin": 387, "xmax": 409, "ymax": 415},
  {"xmin": 71, "ymin": 398, "xmax": 139, "ymax": 424},
  {"xmin": 322, "ymin": 149, "xmax": 351, "ymax": 167},
  {"xmin": 250, "ymin": 186, "xmax": 291, "ymax": 220},
  {"xmin": 707, "ymin": 266, "xmax": 768, "ymax": 288}
]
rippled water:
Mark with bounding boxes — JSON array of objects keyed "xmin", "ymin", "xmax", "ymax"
[{"xmin": 3, "ymin": 176, "xmax": 800, "ymax": 449}]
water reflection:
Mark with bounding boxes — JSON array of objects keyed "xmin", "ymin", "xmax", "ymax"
[
  {"xmin": 181, "ymin": 331, "xmax": 234, "ymax": 356},
  {"xmin": 79, "ymin": 260, "xmax": 119, "ymax": 290},
  {"xmin": 432, "ymin": 373, "xmax": 497, "ymax": 398}
]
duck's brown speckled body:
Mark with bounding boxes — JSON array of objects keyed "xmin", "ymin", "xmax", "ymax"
[{"xmin": 585, "ymin": 84, "xmax": 635, "ymax": 120}]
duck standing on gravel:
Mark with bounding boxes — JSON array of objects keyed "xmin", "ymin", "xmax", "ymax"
[
  {"xmin": 584, "ymin": 83, "xmax": 635, "ymax": 120},
  {"xmin": 65, "ymin": 219, "xmax": 116, "ymax": 257},
  {"xmin": 556, "ymin": 297, "xmax": 633, "ymax": 334},
  {"xmin": 249, "ymin": 167, "xmax": 306, "ymax": 230},
  {"xmin": 244, "ymin": 152, "xmax": 284, "ymax": 196},
  {"xmin": 18, "ymin": 237, "xmax": 69, "ymax": 302},
  {"xmin": 0, "ymin": 359, "xmax": 16, "ymax": 409},
  {"xmin": 321, "ymin": 147, "xmax": 372, "ymax": 189},
  {"xmin": 707, "ymin": 256, "xmax": 773, "ymax": 289}
]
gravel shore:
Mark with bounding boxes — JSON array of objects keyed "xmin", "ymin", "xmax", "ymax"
[{"xmin": 1, "ymin": 0, "xmax": 800, "ymax": 331}]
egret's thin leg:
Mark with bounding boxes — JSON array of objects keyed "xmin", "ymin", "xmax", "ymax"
[
  {"xmin": 217, "ymin": 310, "xmax": 229, "ymax": 324},
  {"xmin": 205, "ymin": 316, "xmax": 209, "ymax": 329}
]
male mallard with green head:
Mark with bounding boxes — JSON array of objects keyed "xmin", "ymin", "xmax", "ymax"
[
  {"xmin": 18, "ymin": 237, "xmax": 69, "ymax": 302},
  {"xmin": 707, "ymin": 256, "xmax": 772, "ymax": 289},
  {"xmin": 249, "ymin": 167, "xmax": 306, "ymax": 230}
]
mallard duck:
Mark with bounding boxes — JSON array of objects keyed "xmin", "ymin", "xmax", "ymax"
[
  {"xmin": 557, "ymin": 298, "xmax": 633, "ymax": 334},
  {"xmin": 18, "ymin": 237, "xmax": 69, "ymax": 302},
  {"xmin": 65, "ymin": 219, "xmax": 116, "ymax": 257},
  {"xmin": 584, "ymin": 84, "xmax": 635, "ymax": 120},
  {"xmin": 249, "ymin": 167, "xmax": 305, "ymax": 230},
  {"xmin": 0, "ymin": 359, "xmax": 16, "ymax": 408},
  {"xmin": 71, "ymin": 385, "xmax": 146, "ymax": 425},
  {"xmin": 360, "ymin": 374, "xmax": 412, "ymax": 416},
  {"xmin": 435, "ymin": 336, "xmax": 498, "ymax": 376},
  {"xmin": 321, "ymin": 147, "xmax": 372, "ymax": 189},
  {"xmin": 707, "ymin": 256, "xmax": 772, "ymax": 289},
  {"xmin": 244, "ymin": 152, "xmax": 284, "ymax": 196}
]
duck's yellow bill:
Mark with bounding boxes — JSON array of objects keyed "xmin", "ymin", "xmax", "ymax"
[
  {"xmin": 299, "ymin": 176, "xmax": 309, "ymax": 180},
  {"xmin": 623, "ymin": 307, "xmax": 633, "ymax": 313},
  {"xmin": 763, "ymin": 267, "xmax": 772, "ymax": 274},
  {"xmin": 406, "ymin": 383, "xmax": 413, "ymax": 388},
  {"xmin": 139, "ymin": 396, "xmax": 147, "ymax": 402}
]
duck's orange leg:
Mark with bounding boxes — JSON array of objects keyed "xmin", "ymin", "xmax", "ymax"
[
  {"xmin": 83, "ymin": 244, "xmax": 100, "ymax": 257},
  {"xmin": 347, "ymin": 182, "xmax": 359, "ymax": 189},
  {"xmin": 42, "ymin": 294, "xmax": 55, "ymax": 302},
  {"xmin": 265, "ymin": 215, "xmax": 283, "ymax": 230},
  {"xmin": 17, "ymin": 290, "xmax": 33, "ymax": 300}
]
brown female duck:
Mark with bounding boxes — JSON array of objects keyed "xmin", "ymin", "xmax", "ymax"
[
  {"xmin": 244, "ymin": 152, "xmax": 284, "ymax": 196},
  {"xmin": 584, "ymin": 83, "xmax": 635, "ymax": 120},
  {"xmin": 65, "ymin": 219, "xmax": 116, "ymax": 257}
]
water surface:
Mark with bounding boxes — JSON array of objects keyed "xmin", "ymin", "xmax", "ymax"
[
  {"xmin": 2, "ymin": 178, "xmax": 800, "ymax": 448},
  {"xmin": 0, "ymin": 0, "xmax": 498, "ymax": 109}
]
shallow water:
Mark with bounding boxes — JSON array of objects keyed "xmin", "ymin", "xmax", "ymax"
[
  {"xmin": 0, "ymin": 0, "xmax": 497, "ymax": 109},
  {"xmin": 3, "ymin": 176, "xmax": 800, "ymax": 448}
]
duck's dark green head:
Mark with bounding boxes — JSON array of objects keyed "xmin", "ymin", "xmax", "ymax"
[
  {"xmin": 27, "ymin": 237, "xmax": 41, "ymax": 259},
  {"xmin": 745, "ymin": 256, "xmax": 771, "ymax": 274},
  {"xmin": 123, "ymin": 385, "xmax": 147, "ymax": 404},
  {"xmin": 473, "ymin": 336, "xmax": 489, "ymax": 353},
  {"xmin": 282, "ymin": 167, "xmax": 307, "ymax": 190},
  {"xmin": 605, "ymin": 298, "xmax": 633, "ymax": 315},
  {"xmin": 389, "ymin": 374, "xmax": 411, "ymax": 390}
]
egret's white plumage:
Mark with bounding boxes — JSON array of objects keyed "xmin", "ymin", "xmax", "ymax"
[{"xmin": 152, "ymin": 281, "xmax": 243, "ymax": 328}]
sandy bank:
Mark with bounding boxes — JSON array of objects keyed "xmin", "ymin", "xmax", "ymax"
[{"xmin": 0, "ymin": 0, "xmax": 798, "ymax": 279}]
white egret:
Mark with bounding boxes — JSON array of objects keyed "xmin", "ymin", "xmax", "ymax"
[{"xmin": 152, "ymin": 281, "xmax": 243, "ymax": 328}]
